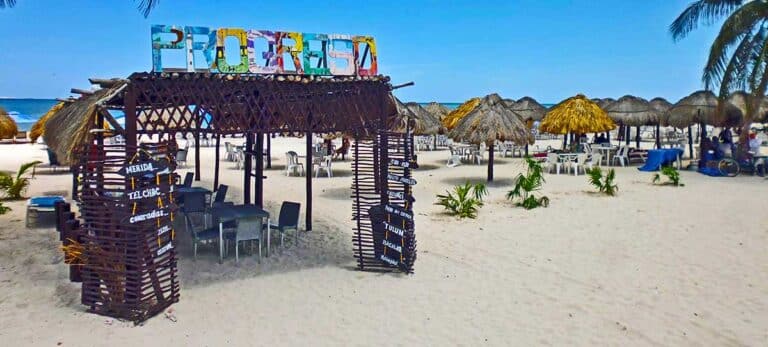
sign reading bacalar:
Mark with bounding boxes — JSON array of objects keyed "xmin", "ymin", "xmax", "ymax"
[{"xmin": 151, "ymin": 25, "xmax": 378, "ymax": 76}]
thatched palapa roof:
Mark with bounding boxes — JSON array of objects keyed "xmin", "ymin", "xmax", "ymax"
[
  {"xmin": 404, "ymin": 102, "xmax": 444, "ymax": 135},
  {"xmin": 591, "ymin": 98, "xmax": 616, "ymax": 110},
  {"xmin": 0, "ymin": 107, "xmax": 18, "ymax": 139},
  {"xmin": 423, "ymin": 102, "xmax": 451, "ymax": 121},
  {"xmin": 30, "ymin": 102, "xmax": 66, "ymax": 143},
  {"xmin": 443, "ymin": 97, "xmax": 481, "ymax": 131},
  {"xmin": 449, "ymin": 94, "xmax": 533, "ymax": 145},
  {"xmin": 506, "ymin": 96, "xmax": 547, "ymax": 122},
  {"xmin": 541, "ymin": 94, "xmax": 616, "ymax": 134},
  {"xmin": 43, "ymin": 80, "xmax": 128, "ymax": 165},
  {"xmin": 604, "ymin": 95, "xmax": 660, "ymax": 126},
  {"xmin": 666, "ymin": 90, "xmax": 741, "ymax": 128}
]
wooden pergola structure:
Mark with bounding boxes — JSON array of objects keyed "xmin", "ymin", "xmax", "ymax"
[
  {"xmin": 57, "ymin": 71, "xmax": 416, "ymax": 323},
  {"xmin": 108, "ymin": 72, "xmax": 396, "ymax": 231}
]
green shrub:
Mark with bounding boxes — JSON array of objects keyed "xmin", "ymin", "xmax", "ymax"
[
  {"xmin": 507, "ymin": 156, "xmax": 550, "ymax": 209},
  {"xmin": 653, "ymin": 166, "xmax": 684, "ymax": 186},
  {"xmin": 0, "ymin": 202, "xmax": 9, "ymax": 215},
  {"xmin": 435, "ymin": 182, "xmax": 488, "ymax": 218},
  {"xmin": 586, "ymin": 167, "xmax": 618, "ymax": 196},
  {"xmin": 0, "ymin": 161, "xmax": 41, "ymax": 200}
]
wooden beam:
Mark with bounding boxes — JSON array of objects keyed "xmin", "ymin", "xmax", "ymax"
[
  {"xmin": 214, "ymin": 134, "xmax": 220, "ymax": 190},
  {"xmin": 70, "ymin": 88, "xmax": 94, "ymax": 96},
  {"xmin": 305, "ymin": 124, "xmax": 313, "ymax": 231},
  {"xmin": 88, "ymin": 78, "xmax": 125, "ymax": 88}
]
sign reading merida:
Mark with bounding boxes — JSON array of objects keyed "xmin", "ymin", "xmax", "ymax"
[
  {"xmin": 118, "ymin": 158, "xmax": 169, "ymax": 177},
  {"xmin": 151, "ymin": 25, "xmax": 378, "ymax": 76}
]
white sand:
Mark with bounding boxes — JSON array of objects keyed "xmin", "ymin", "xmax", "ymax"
[{"xmin": 0, "ymin": 139, "xmax": 766, "ymax": 346}]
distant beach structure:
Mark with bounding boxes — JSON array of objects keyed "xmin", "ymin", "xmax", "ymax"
[{"xmin": 0, "ymin": 98, "xmax": 58, "ymax": 131}]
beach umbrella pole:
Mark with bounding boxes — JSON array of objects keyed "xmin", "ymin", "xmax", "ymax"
[
  {"xmin": 563, "ymin": 133, "xmax": 568, "ymax": 149},
  {"xmin": 635, "ymin": 126, "xmax": 641, "ymax": 148},
  {"xmin": 625, "ymin": 126, "xmax": 630, "ymax": 145},
  {"xmin": 687, "ymin": 125, "xmax": 694, "ymax": 159},
  {"xmin": 487, "ymin": 142, "xmax": 494, "ymax": 182},
  {"xmin": 655, "ymin": 124, "xmax": 661, "ymax": 149}
]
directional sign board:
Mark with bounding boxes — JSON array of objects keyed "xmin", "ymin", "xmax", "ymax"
[
  {"xmin": 387, "ymin": 174, "xmax": 417, "ymax": 186},
  {"xmin": 385, "ymin": 204, "xmax": 413, "ymax": 222},
  {"xmin": 388, "ymin": 158, "xmax": 418, "ymax": 169},
  {"xmin": 368, "ymin": 204, "xmax": 415, "ymax": 271},
  {"xmin": 387, "ymin": 190, "xmax": 415, "ymax": 202},
  {"xmin": 117, "ymin": 157, "xmax": 169, "ymax": 177},
  {"xmin": 125, "ymin": 186, "xmax": 166, "ymax": 202}
]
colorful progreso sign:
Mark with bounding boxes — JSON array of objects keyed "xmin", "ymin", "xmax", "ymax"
[{"xmin": 151, "ymin": 25, "xmax": 378, "ymax": 76}]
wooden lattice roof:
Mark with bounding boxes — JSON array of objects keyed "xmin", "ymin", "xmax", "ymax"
[{"xmin": 115, "ymin": 72, "xmax": 398, "ymax": 136}]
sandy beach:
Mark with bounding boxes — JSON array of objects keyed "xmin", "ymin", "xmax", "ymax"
[{"xmin": 0, "ymin": 138, "xmax": 766, "ymax": 346}]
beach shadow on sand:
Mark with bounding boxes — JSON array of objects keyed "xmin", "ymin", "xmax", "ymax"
[
  {"xmin": 319, "ymin": 186, "xmax": 351, "ymax": 201},
  {"xmin": 439, "ymin": 176, "xmax": 516, "ymax": 187},
  {"xmin": 175, "ymin": 217, "xmax": 355, "ymax": 287}
]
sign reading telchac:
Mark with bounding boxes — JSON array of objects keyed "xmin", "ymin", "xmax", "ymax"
[{"xmin": 152, "ymin": 25, "xmax": 377, "ymax": 76}]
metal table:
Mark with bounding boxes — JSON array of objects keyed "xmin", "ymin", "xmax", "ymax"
[{"xmin": 211, "ymin": 204, "xmax": 270, "ymax": 263}]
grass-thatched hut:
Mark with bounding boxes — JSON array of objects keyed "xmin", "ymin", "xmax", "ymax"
[
  {"xmin": 591, "ymin": 98, "xmax": 616, "ymax": 110},
  {"xmin": 424, "ymin": 102, "xmax": 451, "ymax": 121},
  {"xmin": 449, "ymin": 93, "xmax": 533, "ymax": 181},
  {"xmin": 443, "ymin": 97, "xmax": 481, "ymax": 131},
  {"xmin": 403, "ymin": 102, "xmax": 444, "ymax": 135},
  {"xmin": 506, "ymin": 96, "xmax": 547, "ymax": 122},
  {"xmin": 605, "ymin": 95, "xmax": 659, "ymax": 126},
  {"xmin": 667, "ymin": 90, "xmax": 726, "ymax": 129},
  {"xmin": 0, "ymin": 107, "xmax": 18, "ymax": 139},
  {"xmin": 43, "ymin": 80, "xmax": 127, "ymax": 165},
  {"xmin": 542, "ymin": 94, "xmax": 616, "ymax": 141},
  {"xmin": 30, "ymin": 102, "xmax": 67, "ymax": 143}
]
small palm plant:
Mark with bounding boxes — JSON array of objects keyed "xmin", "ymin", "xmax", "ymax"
[
  {"xmin": 435, "ymin": 181, "xmax": 488, "ymax": 219},
  {"xmin": 0, "ymin": 201, "xmax": 9, "ymax": 215},
  {"xmin": 653, "ymin": 166, "xmax": 684, "ymax": 187},
  {"xmin": 0, "ymin": 161, "xmax": 42, "ymax": 200},
  {"xmin": 586, "ymin": 167, "xmax": 618, "ymax": 196},
  {"xmin": 507, "ymin": 156, "xmax": 550, "ymax": 209}
]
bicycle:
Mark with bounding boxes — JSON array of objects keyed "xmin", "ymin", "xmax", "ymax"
[{"xmin": 714, "ymin": 146, "xmax": 766, "ymax": 177}]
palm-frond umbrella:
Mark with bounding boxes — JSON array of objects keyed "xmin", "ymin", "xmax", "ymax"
[
  {"xmin": 404, "ymin": 102, "xmax": 444, "ymax": 135},
  {"xmin": 449, "ymin": 93, "xmax": 533, "ymax": 181},
  {"xmin": 725, "ymin": 91, "xmax": 768, "ymax": 126},
  {"xmin": 605, "ymin": 95, "xmax": 661, "ymax": 148},
  {"xmin": 541, "ymin": 94, "xmax": 616, "ymax": 149},
  {"xmin": 507, "ymin": 96, "xmax": 547, "ymax": 122},
  {"xmin": 667, "ymin": 90, "xmax": 722, "ymax": 158},
  {"xmin": 443, "ymin": 97, "xmax": 481, "ymax": 131},
  {"xmin": 424, "ymin": 102, "xmax": 451, "ymax": 121},
  {"xmin": 0, "ymin": 107, "xmax": 18, "ymax": 139},
  {"xmin": 30, "ymin": 102, "xmax": 67, "ymax": 143},
  {"xmin": 592, "ymin": 98, "xmax": 616, "ymax": 110}
]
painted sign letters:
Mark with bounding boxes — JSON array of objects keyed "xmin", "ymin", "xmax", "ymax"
[{"xmin": 152, "ymin": 25, "xmax": 378, "ymax": 76}]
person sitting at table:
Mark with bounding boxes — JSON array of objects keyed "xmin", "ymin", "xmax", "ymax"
[
  {"xmin": 333, "ymin": 136, "xmax": 351, "ymax": 160},
  {"xmin": 595, "ymin": 133, "xmax": 608, "ymax": 145},
  {"xmin": 749, "ymin": 132, "xmax": 761, "ymax": 155}
]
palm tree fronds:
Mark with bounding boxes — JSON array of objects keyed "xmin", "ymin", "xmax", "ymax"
[
  {"xmin": 0, "ymin": 0, "xmax": 16, "ymax": 9},
  {"xmin": 135, "ymin": 0, "xmax": 159, "ymax": 17},
  {"xmin": 670, "ymin": 0, "xmax": 744, "ymax": 41}
]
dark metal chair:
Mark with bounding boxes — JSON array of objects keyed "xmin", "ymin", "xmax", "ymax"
[
  {"xmin": 212, "ymin": 184, "xmax": 228, "ymax": 206},
  {"xmin": 182, "ymin": 172, "xmax": 194, "ymax": 188},
  {"xmin": 269, "ymin": 201, "xmax": 301, "ymax": 247}
]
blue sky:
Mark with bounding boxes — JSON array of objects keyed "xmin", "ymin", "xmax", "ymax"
[{"xmin": 0, "ymin": 0, "xmax": 720, "ymax": 103}]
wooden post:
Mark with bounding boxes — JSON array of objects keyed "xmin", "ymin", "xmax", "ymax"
[
  {"xmin": 213, "ymin": 133, "xmax": 220, "ymax": 190},
  {"xmin": 194, "ymin": 131, "xmax": 201, "ymax": 181},
  {"xmin": 606, "ymin": 131, "xmax": 610, "ymax": 144},
  {"xmin": 305, "ymin": 122, "xmax": 313, "ymax": 231},
  {"xmin": 635, "ymin": 126, "xmax": 641, "ymax": 148},
  {"xmin": 243, "ymin": 132, "xmax": 252, "ymax": 204},
  {"xmin": 255, "ymin": 132, "xmax": 264, "ymax": 207},
  {"xmin": 625, "ymin": 126, "xmax": 630, "ymax": 145},
  {"xmin": 524, "ymin": 144, "xmax": 529, "ymax": 157},
  {"xmin": 266, "ymin": 133, "xmax": 272, "ymax": 169},
  {"xmin": 487, "ymin": 141, "xmax": 494, "ymax": 182},
  {"xmin": 562, "ymin": 132, "xmax": 568, "ymax": 149},
  {"xmin": 687, "ymin": 125, "xmax": 694, "ymax": 159},
  {"xmin": 655, "ymin": 124, "xmax": 661, "ymax": 149}
]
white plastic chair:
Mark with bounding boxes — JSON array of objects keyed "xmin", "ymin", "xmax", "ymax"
[
  {"xmin": 612, "ymin": 146, "xmax": 629, "ymax": 167},
  {"xmin": 285, "ymin": 151, "xmax": 304, "ymax": 176},
  {"xmin": 446, "ymin": 146, "xmax": 462, "ymax": 167},
  {"xmin": 571, "ymin": 153, "xmax": 589, "ymax": 176},
  {"xmin": 543, "ymin": 153, "xmax": 562, "ymax": 174},
  {"xmin": 314, "ymin": 155, "xmax": 332, "ymax": 177},
  {"xmin": 586, "ymin": 153, "xmax": 602, "ymax": 171}
]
